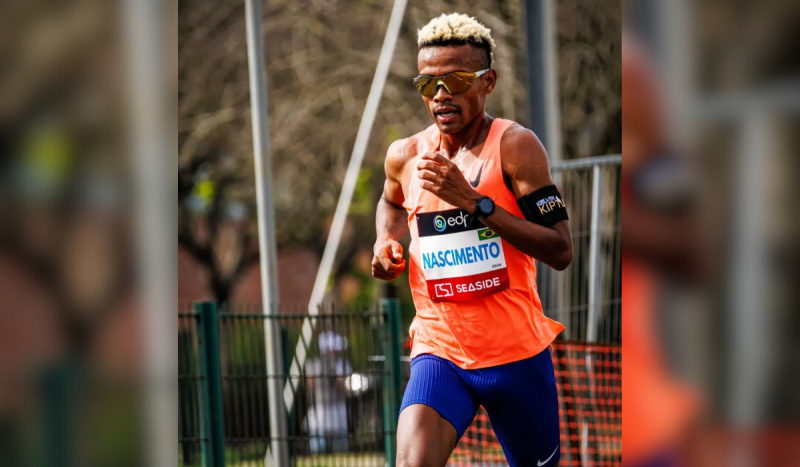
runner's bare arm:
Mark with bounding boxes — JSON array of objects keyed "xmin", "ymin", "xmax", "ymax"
[
  {"xmin": 494, "ymin": 126, "xmax": 573, "ymax": 269},
  {"xmin": 417, "ymin": 126, "xmax": 573, "ymax": 270},
  {"xmin": 372, "ymin": 139, "xmax": 411, "ymax": 281}
]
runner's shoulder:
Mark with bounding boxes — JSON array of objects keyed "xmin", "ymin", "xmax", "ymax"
[
  {"xmin": 385, "ymin": 134, "xmax": 421, "ymax": 176},
  {"xmin": 499, "ymin": 123, "xmax": 549, "ymax": 168}
]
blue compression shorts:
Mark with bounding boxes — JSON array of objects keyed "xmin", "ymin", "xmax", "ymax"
[{"xmin": 400, "ymin": 347, "xmax": 561, "ymax": 467}]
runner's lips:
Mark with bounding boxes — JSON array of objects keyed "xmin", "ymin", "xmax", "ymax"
[
  {"xmin": 434, "ymin": 107, "xmax": 459, "ymax": 115},
  {"xmin": 435, "ymin": 108, "xmax": 460, "ymax": 122}
]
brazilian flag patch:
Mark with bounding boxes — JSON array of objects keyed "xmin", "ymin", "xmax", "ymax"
[{"xmin": 477, "ymin": 228, "xmax": 498, "ymax": 241}]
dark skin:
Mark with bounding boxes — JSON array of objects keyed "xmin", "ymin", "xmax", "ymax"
[{"xmin": 372, "ymin": 44, "xmax": 573, "ymax": 466}]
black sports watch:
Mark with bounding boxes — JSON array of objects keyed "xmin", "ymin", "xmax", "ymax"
[{"xmin": 474, "ymin": 196, "xmax": 495, "ymax": 218}]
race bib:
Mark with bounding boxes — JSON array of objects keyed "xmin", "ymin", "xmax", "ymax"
[{"xmin": 416, "ymin": 208, "xmax": 509, "ymax": 302}]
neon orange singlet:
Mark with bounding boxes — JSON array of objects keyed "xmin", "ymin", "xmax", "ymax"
[
  {"xmin": 403, "ymin": 118, "xmax": 564, "ymax": 369},
  {"xmin": 621, "ymin": 182, "xmax": 698, "ymax": 463}
]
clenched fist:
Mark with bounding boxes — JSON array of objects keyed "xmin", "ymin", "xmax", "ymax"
[
  {"xmin": 372, "ymin": 239, "xmax": 406, "ymax": 281},
  {"xmin": 417, "ymin": 151, "xmax": 481, "ymax": 211}
]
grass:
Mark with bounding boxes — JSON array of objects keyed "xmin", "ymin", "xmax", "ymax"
[{"xmin": 294, "ymin": 452, "xmax": 385, "ymax": 467}]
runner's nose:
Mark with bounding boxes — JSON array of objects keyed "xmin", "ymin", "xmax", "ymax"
[{"xmin": 433, "ymin": 83, "xmax": 452, "ymax": 103}]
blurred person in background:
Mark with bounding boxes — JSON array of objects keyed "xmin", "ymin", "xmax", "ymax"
[
  {"xmin": 623, "ymin": 0, "xmax": 800, "ymax": 464},
  {"xmin": 372, "ymin": 13, "xmax": 572, "ymax": 467},
  {"xmin": 621, "ymin": 32, "xmax": 700, "ymax": 467},
  {"xmin": 304, "ymin": 331, "xmax": 352, "ymax": 454},
  {"xmin": 0, "ymin": 0, "xmax": 147, "ymax": 465}
]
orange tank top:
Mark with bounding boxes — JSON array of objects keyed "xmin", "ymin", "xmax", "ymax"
[
  {"xmin": 402, "ymin": 118, "xmax": 565, "ymax": 369},
  {"xmin": 621, "ymin": 177, "xmax": 698, "ymax": 461}
]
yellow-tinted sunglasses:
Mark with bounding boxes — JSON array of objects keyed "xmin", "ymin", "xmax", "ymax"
[{"xmin": 413, "ymin": 68, "xmax": 490, "ymax": 98}]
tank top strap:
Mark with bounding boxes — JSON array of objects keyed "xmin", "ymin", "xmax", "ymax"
[
  {"xmin": 473, "ymin": 118, "xmax": 516, "ymax": 198},
  {"xmin": 483, "ymin": 118, "xmax": 515, "ymax": 164}
]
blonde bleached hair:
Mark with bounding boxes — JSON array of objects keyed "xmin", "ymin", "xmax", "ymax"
[{"xmin": 417, "ymin": 13, "xmax": 495, "ymax": 68}]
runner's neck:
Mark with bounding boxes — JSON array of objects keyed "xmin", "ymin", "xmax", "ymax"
[{"xmin": 439, "ymin": 113, "xmax": 494, "ymax": 159}]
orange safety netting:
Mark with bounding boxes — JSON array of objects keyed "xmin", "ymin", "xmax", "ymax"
[{"xmin": 448, "ymin": 343, "xmax": 621, "ymax": 467}]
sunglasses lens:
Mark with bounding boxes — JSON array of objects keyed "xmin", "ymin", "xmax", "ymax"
[
  {"xmin": 414, "ymin": 77, "xmax": 433, "ymax": 97},
  {"xmin": 443, "ymin": 73, "xmax": 472, "ymax": 94},
  {"xmin": 422, "ymin": 80, "xmax": 437, "ymax": 97},
  {"xmin": 414, "ymin": 72, "xmax": 478, "ymax": 96}
]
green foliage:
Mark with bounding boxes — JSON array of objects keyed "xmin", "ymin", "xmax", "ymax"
[{"xmin": 349, "ymin": 168, "xmax": 374, "ymax": 216}]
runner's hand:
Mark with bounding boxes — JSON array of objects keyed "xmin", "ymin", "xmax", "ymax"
[
  {"xmin": 372, "ymin": 240, "xmax": 406, "ymax": 281},
  {"xmin": 418, "ymin": 151, "xmax": 480, "ymax": 211}
]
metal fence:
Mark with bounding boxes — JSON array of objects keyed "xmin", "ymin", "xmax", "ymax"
[
  {"xmin": 542, "ymin": 155, "xmax": 622, "ymax": 344},
  {"xmin": 179, "ymin": 300, "xmax": 403, "ymax": 467}
]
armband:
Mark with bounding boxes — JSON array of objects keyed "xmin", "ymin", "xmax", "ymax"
[{"xmin": 517, "ymin": 185, "xmax": 569, "ymax": 227}]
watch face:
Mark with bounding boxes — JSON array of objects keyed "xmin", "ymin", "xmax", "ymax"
[{"xmin": 478, "ymin": 198, "xmax": 493, "ymax": 215}]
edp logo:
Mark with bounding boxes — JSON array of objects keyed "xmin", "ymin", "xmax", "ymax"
[
  {"xmin": 433, "ymin": 212, "xmax": 470, "ymax": 232},
  {"xmin": 434, "ymin": 215, "xmax": 446, "ymax": 232}
]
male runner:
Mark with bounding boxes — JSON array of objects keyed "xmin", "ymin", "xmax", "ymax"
[
  {"xmin": 621, "ymin": 34, "xmax": 698, "ymax": 467},
  {"xmin": 372, "ymin": 13, "xmax": 573, "ymax": 467}
]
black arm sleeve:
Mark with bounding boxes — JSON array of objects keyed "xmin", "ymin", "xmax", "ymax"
[{"xmin": 516, "ymin": 185, "xmax": 569, "ymax": 227}]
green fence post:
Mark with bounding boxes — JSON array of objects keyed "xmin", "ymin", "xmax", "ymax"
[
  {"xmin": 40, "ymin": 360, "xmax": 79, "ymax": 467},
  {"xmin": 196, "ymin": 302, "xmax": 226, "ymax": 467},
  {"xmin": 380, "ymin": 298, "xmax": 402, "ymax": 467},
  {"xmin": 195, "ymin": 308, "xmax": 211, "ymax": 467}
]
